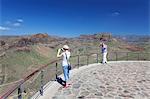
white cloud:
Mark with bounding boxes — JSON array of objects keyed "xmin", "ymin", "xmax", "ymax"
[
  {"xmin": 0, "ymin": 26, "xmax": 10, "ymax": 31},
  {"xmin": 112, "ymin": 11, "xmax": 120, "ymax": 16},
  {"xmin": 17, "ymin": 19, "xmax": 23, "ymax": 23},
  {"xmin": 13, "ymin": 22, "xmax": 21, "ymax": 27},
  {"xmin": 5, "ymin": 19, "xmax": 24, "ymax": 27},
  {"xmin": 12, "ymin": 19, "xmax": 23, "ymax": 27},
  {"xmin": 2, "ymin": 18, "xmax": 24, "ymax": 30}
]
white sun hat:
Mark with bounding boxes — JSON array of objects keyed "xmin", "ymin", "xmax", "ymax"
[{"xmin": 63, "ymin": 45, "xmax": 69, "ymax": 49}]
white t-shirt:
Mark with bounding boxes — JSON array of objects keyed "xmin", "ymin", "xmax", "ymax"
[{"xmin": 62, "ymin": 51, "xmax": 70, "ymax": 66}]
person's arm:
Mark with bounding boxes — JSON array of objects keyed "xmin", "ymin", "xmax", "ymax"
[{"xmin": 57, "ymin": 49, "xmax": 63, "ymax": 57}]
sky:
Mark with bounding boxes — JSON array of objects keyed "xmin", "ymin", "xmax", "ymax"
[{"xmin": 0, "ymin": 0, "xmax": 149, "ymax": 37}]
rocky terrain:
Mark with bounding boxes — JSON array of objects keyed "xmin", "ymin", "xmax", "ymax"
[{"xmin": 0, "ymin": 33, "xmax": 149, "ymax": 92}]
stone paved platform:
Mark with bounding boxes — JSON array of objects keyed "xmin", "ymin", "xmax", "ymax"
[{"xmin": 35, "ymin": 61, "xmax": 150, "ymax": 99}]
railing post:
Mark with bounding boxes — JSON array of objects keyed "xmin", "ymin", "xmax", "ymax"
[
  {"xmin": 56, "ymin": 62, "xmax": 58, "ymax": 78},
  {"xmin": 126, "ymin": 52, "xmax": 128, "ymax": 61},
  {"xmin": 148, "ymin": 53, "xmax": 150, "ymax": 61},
  {"xmin": 0, "ymin": 64, "xmax": 6, "ymax": 84},
  {"xmin": 77, "ymin": 55, "xmax": 80, "ymax": 68},
  {"xmin": 138, "ymin": 53, "xmax": 140, "ymax": 60},
  {"xmin": 40, "ymin": 70, "xmax": 44, "ymax": 96},
  {"xmin": 115, "ymin": 52, "xmax": 118, "ymax": 61},
  {"xmin": 18, "ymin": 85, "xmax": 22, "ymax": 99},
  {"xmin": 96, "ymin": 53, "xmax": 98, "ymax": 63},
  {"xmin": 87, "ymin": 55, "xmax": 89, "ymax": 65}
]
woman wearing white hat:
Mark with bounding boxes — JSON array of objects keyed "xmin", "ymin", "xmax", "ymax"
[{"xmin": 57, "ymin": 45, "xmax": 71, "ymax": 87}]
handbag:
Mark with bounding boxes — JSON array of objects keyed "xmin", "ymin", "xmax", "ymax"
[
  {"xmin": 65, "ymin": 53, "xmax": 71, "ymax": 70},
  {"xmin": 68, "ymin": 65, "xmax": 71, "ymax": 70}
]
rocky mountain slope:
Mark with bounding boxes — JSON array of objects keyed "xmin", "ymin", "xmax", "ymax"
[{"xmin": 0, "ymin": 33, "xmax": 149, "ymax": 86}]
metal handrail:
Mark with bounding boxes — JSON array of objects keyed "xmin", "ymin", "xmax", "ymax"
[
  {"xmin": 0, "ymin": 51, "xmax": 150, "ymax": 99},
  {"xmin": 0, "ymin": 59, "xmax": 60, "ymax": 99}
]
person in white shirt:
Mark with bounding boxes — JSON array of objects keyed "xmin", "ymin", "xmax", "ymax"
[
  {"xmin": 57, "ymin": 45, "xmax": 71, "ymax": 87},
  {"xmin": 101, "ymin": 43, "xmax": 108, "ymax": 64}
]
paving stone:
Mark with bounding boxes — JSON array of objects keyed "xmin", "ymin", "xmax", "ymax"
[
  {"xmin": 79, "ymin": 91, "xmax": 90, "ymax": 97},
  {"xmin": 114, "ymin": 96, "xmax": 122, "ymax": 99},
  {"xmin": 52, "ymin": 62, "xmax": 150, "ymax": 99},
  {"xmin": 72, "ymin": 84, "xmax": 81, "ymax": 89},
  {"xmin": 77, "ymin": 95, "xmax": 85, "ymax": 99},
  {"xmin": 63, "ymin": 89, "xmax": 72, "ymax": 95},
  {"xmin": 71, "ymin": 89, "xmax": 80, "ymax": 96},
  {"xmin": 65, "ymin": 95, "xmax": 76, "ymax": 99},
  {"xmin": 52, "ymin": 95, "xmax": 66, "ymax": 99},
  {"xmin": 94, "ymin": 92, "xmax": 103, "ymax": 96}
]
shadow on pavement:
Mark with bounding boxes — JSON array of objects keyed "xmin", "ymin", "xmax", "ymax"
[{"xmin": 55, "ymin": 75, "xmax": 66, "ymax": 86}]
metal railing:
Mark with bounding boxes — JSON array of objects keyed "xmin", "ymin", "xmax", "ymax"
[{"xmin": 0, "ymin": 51, "xmax": 150, "ymax": 99}]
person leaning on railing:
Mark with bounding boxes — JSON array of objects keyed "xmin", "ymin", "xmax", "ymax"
[{"xmin": 57, "ymin": 45, "xmax": 71, "ymax": 88}]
